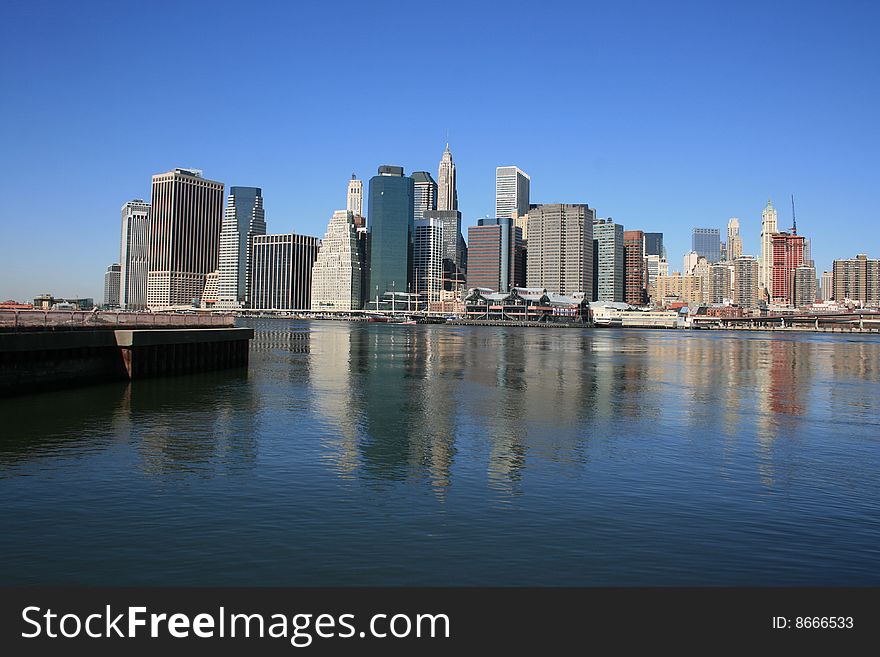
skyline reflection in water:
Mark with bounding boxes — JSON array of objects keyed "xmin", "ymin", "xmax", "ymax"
[{"xmin": 1, "ymin": 320, "xmax": 878, "ymax": 586}]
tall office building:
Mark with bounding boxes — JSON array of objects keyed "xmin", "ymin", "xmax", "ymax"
[
  {"xmin": 592, "ymin": 218, "xmax": 624, "ymax": 302},
  {"xmin": 644, "ymin": 232, "xmax": 664, "ymax": 258},
  {"xmin": 146, "ymin": 168, "xmax": 224, "ymax": 308},
  {"xmin": 217, "ymin": 186, "xmax": 266, "ymax": 308},
  {"xmin": 495, "ymin": 166, "xmax": 530, "ymax": 220},
  {"xmin": 759, "ymin": 199, "xmax": 778, "ymax": 291},
  {"xmin": 820, "ymin": 270, "xmax": 834, "ymax": 301},
  {"xmin": 413, "ymin": 217, "xmax": 445, "ymax": 303},
  {"xmin": 119, "ymin": 199, "xmax": 150, "ymax": 310},
  {"xmin": 526, "ymin": 204, "xmax": 594, "ymax": 297},
  {"xmin": 683, "ymin": 251, "xmax": 700, "ymax": 275},
  {"xmin": 367, "ymin": 166, "xmax": 414, "ymax": 303},
  {"xmin": 727, "ymin": 218, "xmax": 742, "ymax": 261},
  {"xmin": 692, "ymin": 228, "xmax": 722, "ymax": 263},
  {"xmin": 437, "ymin": 144, "xmax": 457, "ymax": 211},
  {"xmin": 250, "ymin": 233, "xmax": 319, "ymax": 310},
  {"xmin": 466, "ymin": 218, "xmax": 523, "ymax": 293},
  {"xmin": 310, "ymin": 210, "xmax": 363, "ymax": 311},
  {"xmin": 833, "ymin": 254, "xmax": 880, "ymax": 307},
  {"xmin": 734, "ymin": 256, "xmax": 759, "ymax": 308},
  {"xmin": 412, "ymin": 171, "xmax": 437, "ymax": 221},
  {"xmin": 645, "ymin": 255, "xmax": 668, "ymax": 302},
  {"xmin": 793, "ymin": 266, "xmax": 817, "ymax": 307},
  {"xmin": 104, "ymin": 264, "xmax": 121, "ymax": 307},
  {"xmin": 623, "ymin": 230, "xmax": 647, "ymax": 306},
  {"xmin": 423, "ymin": 209, "xmax": 466, "ymax": 291},
  {"xmin": 347, "ymin": 175, "xmax": 363, "ymax": 217},
  {"xmin": 770, "ymin": 232, "xmax": 805, "ymax": 305}
]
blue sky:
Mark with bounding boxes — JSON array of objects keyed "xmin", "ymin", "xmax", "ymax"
[{"xmin": 1, "ymin": 0, "xmax": 877, "ymax": 301}]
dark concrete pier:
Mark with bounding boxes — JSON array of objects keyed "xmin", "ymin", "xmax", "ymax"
[{"xmin": 0, "ymin": 311, "xmax": 253, "ymax": 396}]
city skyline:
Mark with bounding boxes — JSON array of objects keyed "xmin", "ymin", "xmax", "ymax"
[{"xmin": 1, "ymin": 2, "xmax": 879, "ymax": 301}]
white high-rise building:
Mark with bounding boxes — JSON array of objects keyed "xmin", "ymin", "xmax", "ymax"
[
  {"xmin": 217, "ymin": 187, "xmax": 266, "ymax": 308},
  {"xmin": 119, "ymin": 199, "xmax": 151, "ymax": 310},
  {"xmin": 727, "ymin": 217, "xmax": 742, "ymax": 261},
  {"xmin": 413, "ymin": 217, "xmax": 445, "ymax": 304},
  {"xmin": 346, "ymin": 175, "xmax": 363, "ymax": 217},
  {"xmin": 820, "ymin": 270, "xmax": 833, "ymax": 301},
  {"xmin": 310, "ymin": 210, "xmax": 363, "ymax": 311},
  {"xmin": 683, "ymin": 251, "xmax": 700, "ymax": 275},
  {"xmin": 412, "ymin": 171, "xmax": 437, "ymax": 221},
  {"xmin": 495, "ymin": 166, "xmax": 530, "ymax": 220},
  {"xmin": 759, "ymin": 199, "xmax": 778, "ymax": 291},
  {"xmin": 437, "ymin": 144, "xmax": 457, "ymax": 211}
]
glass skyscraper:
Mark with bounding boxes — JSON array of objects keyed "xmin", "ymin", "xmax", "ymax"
[
  {"xmin": 644, "ymin": 232, "xmax": 664, "ymax": 258},
  {"xmin": 692, "ymin": 228, "xmax": 721, "ymax": 264},
  {"xmin": 367, "ymin": 165, "xmax": 414, "ymax": 304}
]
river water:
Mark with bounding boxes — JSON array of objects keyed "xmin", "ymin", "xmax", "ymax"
[{"xmin": 1, "ymin": 320, "xmax": 878, "ymax": 585}]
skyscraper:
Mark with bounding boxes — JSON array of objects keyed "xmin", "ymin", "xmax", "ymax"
[
  {"xmin": 413, "ymin": 217, "xmax": 445, "ymax": 304},
  {"xmin": 423, "ymin": 209, "xmax": 465, "ymax": 291},
  {"xmin": 726, "ymin": 218, "xmax": 742, "ymax": 261},
  {"xmin": 119, "ymin": 199, "xmax": 150, "ymax": 310},
  {"xmin": 250, "ymin": 232, "xmax": 319, "ymax": 310},
  {"xmin": 495, "ymin": 166, "xmax": 530, "ymax": 220},
  {"xmin": 217, "ymin": 186, "xmax": 266, "ymax": 308},
  {"xmin": 770, "ymin": 232, "xmax": 805, "ymax": 305},
  {"xmin": 708, "ymin": 263, "xmax": 732, "ymax": 304},
  {"xmin": 592, "ymin": 218, "xmax": 624, "ymax": 302},
  {"xmin": 793, "ymin": 266, "xmax": 817, "ymax": 307},
  {"xmin": 644, "ymin": 232, "xmax": 664, "ymax": 258},
  {"xmin": 526, "ymin": 204, "xmax": 594, "ymax": 297},
  {"xmin": 311, "ymin": 210, "xmax": 364, "ymax": 311},
  {"xmin": 820, "ymin": 270, "xmax": 834, "ymax": 301},
  {"xmin": 692, "ymin": 228, "xmax": 721, "ymax": 263},
  {"xmin": 623, "ymin": 230, "xmax": 647, "ymax": 306},
  {"xmin": 367, "ymin": 165, "xmax": 414, "ymax": 303},
  {"xmin": 146, "ymin": 168, "xmax": 224, "ymax": 309},
  {"xmin": 759, "ymin": 199, "xmax": 778, "ymax": 291},
  {"xmin": 466, "ymin": 218, "xmax": 523, "ymax": 293},
  {"xmin": 104, "ymin": 263, "xmax": 121, "ymax": 307},
  {"xmin": 347, "ymin": 175, "xmax": 363, "ymax": 217},
  {"xmin": 437, "ymin": 144, "xmax": 457, "ymax": 211},
  {"xmin": 411, "ymin": 171, "xmax": 437, "ymax": 221},
  {"xmin": 734, "ymin": 256, "xmax": 759, "ymax": 308}
]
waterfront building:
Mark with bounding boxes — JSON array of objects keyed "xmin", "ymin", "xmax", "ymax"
[
  {"xmin": 644, "ymin": 232, "xmax": 664, "ymax": 258},
  {"xmin": 367, "ymin": 166, "xmax": 414, "ymax": 304},
  {"xmin": 653, "ymin": 272, "xmax": 704, "ymax": 307},
  {"xmin": 820, "ymin": 270, "xmax": 834, "ymax": 301},
  {"xmin": 423, "ymin": 209, "xmax": 466, "ymax": 292},
  {"xmin": 413, "ymin": 217, "xmax": 445, "ymax": 304},
  {"xmin": 734, "ymin": 256, "xmax": 759, "ymax": 308},
  {"xmin": 708, "ymin": 263, "xmax": 732, "ymax": 304},
  {"xmin": 412, "ymin": 171, "xmax": 438, "ymax": 220},
  {"xmin": 217, "ymin": 186, "xmax": 266, "ymax": 308},
  {"xmin": 495, "ymin": 166, "xmax": 530, "ymax": 220},
  {"xmin": 770, "ymin": 232, "xmax": 805, "ymax": 306},
  {"xmin": 146, "ymin": 168, "xmax": 225, "ymax": 308},
  {"xmin": 464, "ymin": 287, "xmax": 589, "ymax": 323},
  {"xmin": 759, "ymin": 199, "xmax": 778, "ymax": 291},
  {"xmin": 592, "ymin": 218, "xmax": 624, "ymax": 302},
  {"xmin": 692, "ymin": 227, "xmax": 721, "ymax": 264},
  {"xmin": 103, "ymin": 264, "xmax": 121, "ymax": 307},
  {"xmin": 310, "ymin": 210, "xmax": 363, "ymax": 311},
  {"xmin": 793, "ymin": 266, "xmax": 817, "ymax": 307},
  {"xmin": 833, "ymin": 254, "xmax": 880, "ymax": 307},
  {"xmin": 466, "ymin": 217, "xmax": 523, "ymax": 293},
  {"xmin": 527, "ymin": 204, "xmax": 594, "ymax": 298},
  {"xmin": 727, "ymin": 218, "xmax": 742, "ymax": 261},
  {"xmin": 119, "ymin": 199, "xmax": 150, "ymax": 310},
  {"xmin": 623, "ymin": 230, "xmax": 647, "ymax": 306},
  {"xmin": 436, "ymin": 144, "xmax": 457, "ymax": 211},
  {"xmin": 250, "ymin": 233, "xmax": 320, "ymax": 310},
  {"xmin": 201, "ymin": 270, "xmax": 220, "ymax": 308},
  {"xmin": 346, "ymin": 175, "xmax": 363, "ymax": 217}
]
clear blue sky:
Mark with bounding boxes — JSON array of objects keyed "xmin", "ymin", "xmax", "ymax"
[{"xmin": 1, "ymin": 0, "xmax": 877, "ymax": 301}]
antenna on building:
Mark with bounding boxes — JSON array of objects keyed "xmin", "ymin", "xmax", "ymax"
[{"xmin": 791, "ymin": 194, "xmax": 797, "ymax": 235}]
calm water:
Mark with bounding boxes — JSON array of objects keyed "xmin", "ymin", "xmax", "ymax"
[{"xmin": 2, "ymin": 320, "xmax": 879, "ymax": 586}]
